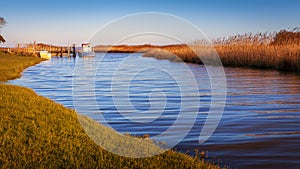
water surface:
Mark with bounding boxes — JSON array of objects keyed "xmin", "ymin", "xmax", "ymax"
[{"xmin": 10, "ymin": 53, "xmax": 300, "ymax": 169}]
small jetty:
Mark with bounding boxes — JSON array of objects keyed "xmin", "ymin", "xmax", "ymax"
[{"xmin": 1, "ymin": 42, "xmax": 77, "ymax": 58}]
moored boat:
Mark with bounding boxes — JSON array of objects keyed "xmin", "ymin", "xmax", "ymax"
[
  {"xmin": 37, "ymin": 50, "xmax": 52, "ymax": 59},
  {"xmin": 78, "ymin": 43, "xmax": 95, "ymax": 57}
]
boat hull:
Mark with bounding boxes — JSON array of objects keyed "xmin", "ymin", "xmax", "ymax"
[
  {"xmin": 38, "ymin": 51, "xmax": 52, "ymax": 59},
  {"xmin": 78, "ymin": 51, "xmax": 96, "ymax": 57}
]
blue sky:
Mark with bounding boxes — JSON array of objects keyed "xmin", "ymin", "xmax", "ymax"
[{"xmin": 1, "ymin": 0, "xmax": 299, "ymax": 46}]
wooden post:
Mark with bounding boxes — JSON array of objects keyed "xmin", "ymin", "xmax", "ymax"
[
  {"xmin": 67, "ymin": 45, "xmax": 70, "ymax": 57},
  {"xmin": 72, "ymin": 44, "xmax": 76, "ymax": 57},
  {"xmin": 17, "ymin": 43, "xmax": 20, "ymax": 53},
  {"xmin": 33, "ymin": 41, "xmax": 36, "ymax": 54},
  {"xmin": 60, "ymin": 47, "xmax": 63, "ymax": 57}
]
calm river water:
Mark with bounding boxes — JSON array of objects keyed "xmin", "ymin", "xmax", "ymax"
[{"xmin": 9, "ymin": 53, "xmax": 300, "ymax": 169}]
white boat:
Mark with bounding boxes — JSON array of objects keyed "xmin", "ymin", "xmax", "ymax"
[
  {"xmin": 78, "ymin": 43, "xmax": 95, "ymax": 57},
  {"xmin": 37, "ymin": 50, "xmax": 52, "ymax": 59}
]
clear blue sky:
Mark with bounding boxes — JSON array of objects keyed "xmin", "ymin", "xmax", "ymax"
[{"xmin": 1, "ymin": 0, "xmax": 299, "ymax": 46}]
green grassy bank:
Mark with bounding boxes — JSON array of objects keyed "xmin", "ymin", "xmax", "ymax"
[
  {"xmin": 0, "ymin": 52, "xmax": 222, "ymax": 168},
  {"xmin": 0, "ymin": 52, "xmax": 45, "ymax": 82}
]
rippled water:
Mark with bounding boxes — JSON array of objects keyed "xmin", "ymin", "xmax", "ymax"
[{"xmin": 9, "ymin": 53, "xmax": 300, "ymax": 169}]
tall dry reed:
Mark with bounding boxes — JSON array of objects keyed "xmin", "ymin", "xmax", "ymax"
[{"xmin": 143, "ymin": 29, "xmax": 300, "ymax": 72}]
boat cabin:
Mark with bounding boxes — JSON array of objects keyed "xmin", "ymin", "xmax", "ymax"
[{"xmin": 82, "ymin": 43, "xmax": 93, "ymax": 52}]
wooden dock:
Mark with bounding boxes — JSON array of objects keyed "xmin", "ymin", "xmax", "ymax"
[{"xmin": 2, "ymin": 42, "xmax": 76, "ymax": 57}]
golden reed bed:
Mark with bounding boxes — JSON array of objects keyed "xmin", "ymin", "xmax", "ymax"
[
  {"xmin": 143, "ymin": 44, "xmax": 300, "ymax": 72},
  {"xmin": 143, "ymin": 29, "xmax": 300, "ymax": 72}
]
